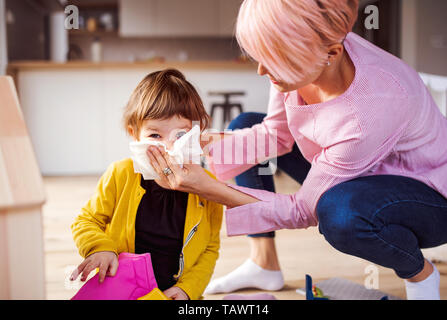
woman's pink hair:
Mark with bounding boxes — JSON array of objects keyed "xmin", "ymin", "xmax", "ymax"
[{"xmin": 236, "ymin": 0, "xmax": 359, "ymax": 84}]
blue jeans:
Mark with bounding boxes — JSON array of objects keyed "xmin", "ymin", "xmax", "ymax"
[{"xmin": 228, "ymin": 112, "xmax": 447, "ymax": 278}]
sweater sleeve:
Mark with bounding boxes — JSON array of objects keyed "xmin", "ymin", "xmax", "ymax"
[
  {"xmin": 224, "ymin": 115, "xmax": 408, "ymax": 236},
  {"xmin": 71, "ymin": 162, "xmax": 118, "ymax": 258},
  {"xmin": 208, "ymin": 83, "xmax": 296, "ymax": 181}
]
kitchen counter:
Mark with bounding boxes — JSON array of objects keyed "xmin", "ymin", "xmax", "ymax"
[{"xmin": 7, "ymin": 60, "xmax": 257, "ymax": 72}]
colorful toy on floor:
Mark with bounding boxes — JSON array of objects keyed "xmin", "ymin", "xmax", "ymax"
[
  {"xmin": 71, "ymin": 252, "xmax": 159, "ymax": 300},
  {"xmin": 305, "ymin": 274, "xmax": 329, "ymax": 300},
  {"xmin": 299, "ymin": 274, "xmax": 395, "ymax": 300}
]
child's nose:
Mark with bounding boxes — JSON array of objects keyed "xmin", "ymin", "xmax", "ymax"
[{"xmin": 163, "ymin": 139, "xmax": 175, "ymax": 150}]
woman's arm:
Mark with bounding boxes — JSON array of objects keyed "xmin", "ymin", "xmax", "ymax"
[{"xmin": 187, "ymin": 172, "xmax": 260, "ymax": 208}]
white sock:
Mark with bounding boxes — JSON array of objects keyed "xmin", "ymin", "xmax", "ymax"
[
  {"xmin": 204, "ymin": 259, "xmax": 284, "ymax": 294},
  {"xmin": 404, "ymin": 261, "xmax": 440, "ymax": 300}
]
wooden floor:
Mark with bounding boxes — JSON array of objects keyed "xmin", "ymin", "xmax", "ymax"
[{"xmin": 42, "ymin": 172, "xmax": 447, "ymax": 300}]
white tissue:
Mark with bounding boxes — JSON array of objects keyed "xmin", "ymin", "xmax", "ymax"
[{"xmin": 129, "ymin": 125, "xmax": 203, "ymax": 180}]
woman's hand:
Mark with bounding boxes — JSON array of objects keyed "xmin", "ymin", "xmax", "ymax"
[
  {"xmin": 147, "ymin": 140, "xmax": 259, "ymax": 208},
  {"xmin": 163, "ymin": 286, "xmax": 189, "ymax": 300},
  {"xmin": 146, "ymin": 145, "xmax": 215, "ymax": 194},
  {"xmin": 70, "ymin": 251, "xmax": 119, "ymax": 283}
]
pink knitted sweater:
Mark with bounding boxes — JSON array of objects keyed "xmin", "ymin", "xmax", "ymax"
[{"xmin": 209, "ymin": 32, "xmax": 447, "ymax": 236}]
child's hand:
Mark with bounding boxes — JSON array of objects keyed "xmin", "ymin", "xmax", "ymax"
[
  {"xmin": 70, "ymin": 251, "xmax": 119, "ymax": 283},
  {"xmin": 163, "ymin": 286, "xmax": 189, "ymax": 300}
]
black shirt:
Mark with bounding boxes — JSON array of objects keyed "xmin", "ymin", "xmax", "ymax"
[{"xmin": 134, "ymin": 178, "xmax": 188, "ymax": 291}]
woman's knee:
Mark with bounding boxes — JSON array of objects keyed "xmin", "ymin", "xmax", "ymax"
[
  {"xmin": 227, "ymin": 112, "xmax": 266, "ymax": 130},
  {"xmin": 316, "ymin": 183, "xmax": 368, "ymax": 251},
  {"xmin": 317, "ymin": 175, "xmax": 412, "ymax": 241}
]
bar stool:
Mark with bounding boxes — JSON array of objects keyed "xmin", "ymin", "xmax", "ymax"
[{"xmin": 209, "ymin": 91, "xmax": 245, "ymax": 130}]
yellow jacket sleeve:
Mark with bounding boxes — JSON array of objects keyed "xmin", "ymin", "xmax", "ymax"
[
  {"xmin": 71, "ymin": 162, "xmax": 118, "ymax": 258},
  {"xmin": 175, "ymin": 200, "xmax": 224, "ymax": 300}
]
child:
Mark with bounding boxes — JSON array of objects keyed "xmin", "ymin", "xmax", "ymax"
[{"xmin": 70, "ymin": 69, "xmax": 223, "ymax": 300}]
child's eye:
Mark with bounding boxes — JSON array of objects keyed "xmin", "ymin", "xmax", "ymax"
[
  {"xmin": 148, "ymin": 134, "xmax": 161, "ymax": 139},
  {"xmin": 175, "ymin": 131, "xmax": 187, "ymax": 139}
]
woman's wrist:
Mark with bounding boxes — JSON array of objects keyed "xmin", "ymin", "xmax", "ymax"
[
  {"xmin": 193, "ymin": 174, "xmax": 222, "ymax": 198},
  {"xmin": 198, "ymin": 178, "xmax": 259, "ymax": 208}
]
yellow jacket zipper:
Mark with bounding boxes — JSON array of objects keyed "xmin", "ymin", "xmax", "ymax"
[{"xmin": 174, "ymin": 220, "xmax": 201, "ymax": 280}]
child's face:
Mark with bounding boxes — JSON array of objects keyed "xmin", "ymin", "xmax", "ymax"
[{"xmin": 134, "ymin": 116, "xmax": 192, "ymax": 149}]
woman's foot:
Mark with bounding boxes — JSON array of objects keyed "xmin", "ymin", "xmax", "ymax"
[
  {"xmin": 204, "ymin": 259, "xmax": 284, "ymax": 294},
  {"xmin": 248, "ymin": 237, "xmax": 281, "ymax": 270},
  {"xmin": 205, "ymin": 237, "xmax": 284, "ymax": 294},
  {"xmin": 404, "ymin": 259, "xmax": 440, "ymax": 300}
]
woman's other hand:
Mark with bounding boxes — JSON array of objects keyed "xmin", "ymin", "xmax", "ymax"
[{"xmin": 70, "ymin": 251, "xmax": 119, "ymax": 283}]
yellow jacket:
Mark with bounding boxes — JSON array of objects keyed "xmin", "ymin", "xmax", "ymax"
[{"xmin": 71, "ymin": 158, "xmax": 223, "ymax": 300}]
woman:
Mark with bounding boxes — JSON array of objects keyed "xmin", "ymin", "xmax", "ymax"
[{"xmin": 147, "ymin": 0, "xmax": 447, "ymax": 300}]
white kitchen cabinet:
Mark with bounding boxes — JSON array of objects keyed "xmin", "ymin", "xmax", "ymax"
[
  {"xmin": 119, "ymin": 0, "xmax": 242, "ymax": 37},
  {"xmin": 155, "ymin": 0, "xmax": 219, "ymax": 37},
  {"xmin": 119, "ymin": 0, "xmax": 157, "ymax": 37}
]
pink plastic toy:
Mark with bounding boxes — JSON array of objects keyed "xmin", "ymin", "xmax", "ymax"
[{"xmin": 71, "ymin": 252, "xmax": 158, "ymax": 300}]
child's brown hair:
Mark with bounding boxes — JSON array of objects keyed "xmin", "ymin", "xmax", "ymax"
[{"xmin": 123, "ymin": 68, "xmax": 210, "ymax": 137}]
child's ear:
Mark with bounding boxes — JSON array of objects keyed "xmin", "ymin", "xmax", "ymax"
[{"xmin": 127, "ymin": 126, "xmax": 138, "ymax": 141}]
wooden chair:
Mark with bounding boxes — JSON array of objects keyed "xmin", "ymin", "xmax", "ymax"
[{"xmin": 0, "ymin": 76, "xmax": 46, "ymax": 299}]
